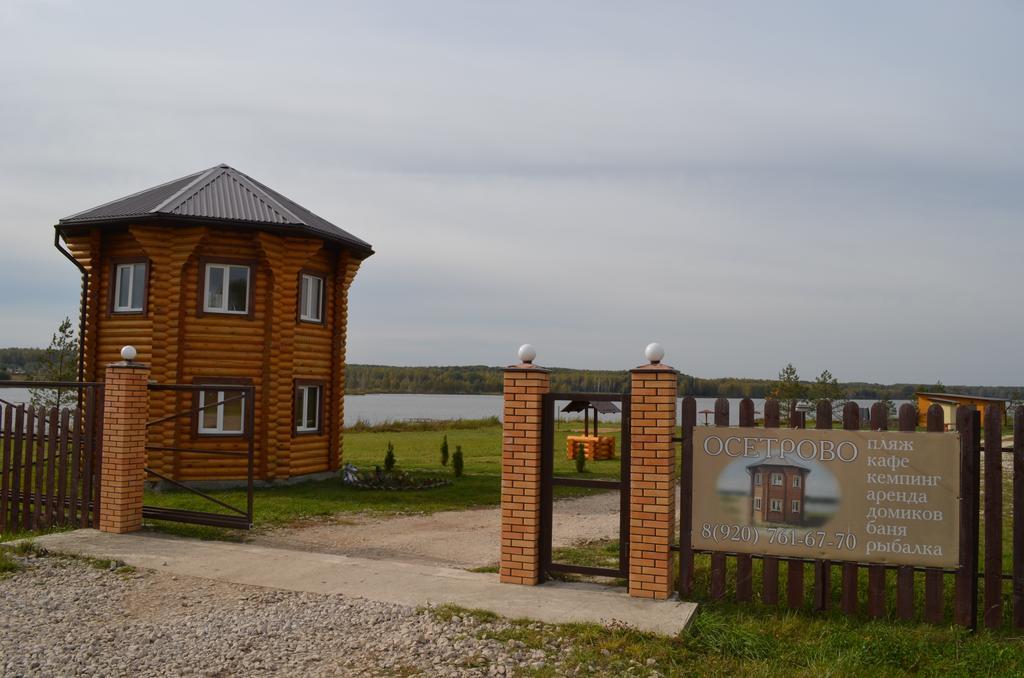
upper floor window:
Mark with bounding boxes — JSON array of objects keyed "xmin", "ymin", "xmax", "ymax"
[
  {"xmin": 204, "ymin": 263, "xmax": 250, "ymax": 315},
  {"xmin": 299, "ymin": 272, "xmax": 324, "ymax": 323},
  {"xmin": 111, "ymin": 260, "xmax": 147, "ymax": 313},
  {"xmin": 771, "ymin": 472, "xmax": 783, "ymax": 486},
  {"xmin": 754, "ymin": 472, "xmax": 762, "ymax": 486},
  {"xmin": 793, "ymin": 475, "xmax": 802, "ymax": 488}
]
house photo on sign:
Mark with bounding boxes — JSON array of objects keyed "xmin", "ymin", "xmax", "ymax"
[{"xmin": 690, "ymin": 427, "xmax": 961, "ymax": 568}]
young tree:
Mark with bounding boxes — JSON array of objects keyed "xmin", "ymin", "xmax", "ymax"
[
  {"xmin": 31, "ymin": 316, "xmax": 79, "ymax": 410},
  {"xmin": 452, "ymin": 445, "xmax": 464, "ymax": 478},
  {"xmin": 440, "ymin": 435, "xmax": 449, "ymax": 466},
  {"xmin": 384, "ymin": 441, "xmax": 395, "ymax": 472},
  {"xmin": 807, "ymin": 369, "xmax": 849, "ymax": 422},
  {"xmin": 770, "ymin": 363, "xmax": 806, "ymax": 423},
  {"xmin": 575, "ymin": 441, "xmax": 586, "ymax": 474}
]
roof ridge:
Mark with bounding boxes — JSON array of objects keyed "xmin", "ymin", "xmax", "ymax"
[
  {"xmin": 150, "ymin": 164, "xmax": 227, "ymax": 214},
  {"xmin": 221, "ymin": 167, "xmax": 304, "ymax": 224},
  {"xmin": 61, "ymin": 168, "xmax": 208, "ymax": 220}
]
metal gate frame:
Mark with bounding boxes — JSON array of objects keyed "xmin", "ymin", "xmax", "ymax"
[
  {"xmin": 142, "ymin": 383, "xmax": 254, "ymax": 529},
  {"xmin": 539, "ymin": 391, "xmax": 630, "ymax": 581}
]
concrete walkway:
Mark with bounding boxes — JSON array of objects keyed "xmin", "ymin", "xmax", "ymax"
[{"xmin": 32, "ymin": 530, "xmax": 696, "ymax": 637}]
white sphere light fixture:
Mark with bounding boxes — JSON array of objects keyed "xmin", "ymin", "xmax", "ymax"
[
  {"xmin": 645, "ymin": 342, "xmax": 665, "ymax": 365},
  {"xmin": 518, "ymin": 344, "xmax": 537, "ymax": 364},
  {"xmin": 120, "ymin": 345, "xmax": 138, "ymax": 362}
]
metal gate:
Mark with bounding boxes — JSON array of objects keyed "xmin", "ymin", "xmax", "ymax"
[
  {"xmin": 142, "ymin": 383, "xmax": 254, "ymax": 529},
  {"xmin": 539, "ymin": 391, "xmax": 630, "ymax": 581}
]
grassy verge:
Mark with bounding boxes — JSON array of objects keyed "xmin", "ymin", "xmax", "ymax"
[
  {"xmin": 141, "ymin": 420, "xmax": 620, "ymax": 539},
  {"xmin": 432, "ymin": 601, "xmax": 1024, "ymax": 676}
]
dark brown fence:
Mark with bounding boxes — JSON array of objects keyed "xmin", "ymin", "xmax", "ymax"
[
  {"xmin": 677, "ymin": 396, "xmax": 1024, "ymax": 630},
  {"xmin": 0, "ymin": 384, "xmax": 104, "ymax": 533}
]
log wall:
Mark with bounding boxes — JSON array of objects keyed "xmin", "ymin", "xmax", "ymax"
[{"xmin": 62, "ymin": 224, "xmax": 361, "ymax": 482}]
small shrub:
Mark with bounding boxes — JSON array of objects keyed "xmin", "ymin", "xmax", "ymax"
[
  {"xmin": 452, "ymin": 445, "xmax": 464, "ymax": 477},
  {"xmin": 440, "ymin": 435, "xmax": 449, "ymax": 466},
  {"xmin": 384, "ymin": 441, "xmax": 396, "ymax": 472},
  {"xmin": 575, "ymin": 441, "xmax": 586, "ymax": 473}
]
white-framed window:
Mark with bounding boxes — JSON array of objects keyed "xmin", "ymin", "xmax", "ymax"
[
  {"xmin": 771, "ymin": 472, "xmax": 783, "ymax": 486},
  {"xmin": 753, "ymin": 497, "xmax": 762, "ymax": 510},
  {"xmin": 113, "ymin": 262, "xmax": 146, "ymax": 312},
  {"xmin": 197, "ymin": 387, "xmax": 246, "ymax": 435},
  {"xmin": 791, "ymin": 500, "xmax": 801, "ymax": 513},
  {"xmin": 204, "ymin": 263, "xmax": 250, "ymax": 314},
  {"xmin": 793, "ymin": 475, "xmax": 802, "ymax": 488},
  {"xmin": 299, "ymin": 273, "xmax": 324, "ymax": 323},
  {"xmin": 754, "ymin": 472, "xmax": 762, "ymax": 486},
  {"xmin": 294, "ymin": 383, "xmax": 322, "ymax": 433},
  {"xmin": 770, "ymin": 499, "xmax": 783, "ymax": 512}
]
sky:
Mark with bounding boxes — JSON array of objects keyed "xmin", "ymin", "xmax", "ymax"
[{"xmin": 0, "ymin": 1, "xmax": 1021, "ymax": 385}]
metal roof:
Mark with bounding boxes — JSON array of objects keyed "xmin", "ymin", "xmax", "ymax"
[
  {"xmin": 915, "ymin": 392, "xmax": 1006, "ymax": 403},
  {"xmin": 561, "ymin": 400, "xmax": 621, "ymax": 414},
  {"xmin": 58, "ymin": 164, "xmax": 373, "ymax": 257},
  {"xmin": 746, "ymin": 458, "xmax": 812, "ymax": 473}
]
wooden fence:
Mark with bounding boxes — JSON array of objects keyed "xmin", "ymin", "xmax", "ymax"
[
  {"xmin": 678, "ymin": 396, "xmax": 1022, "ymax": 630},
  {"xmin": 0, "ymin": 386, "xmax": 103, "ymax": 533}
]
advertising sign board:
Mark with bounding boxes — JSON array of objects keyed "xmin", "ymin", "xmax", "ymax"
[{"xmin": 691, "ymin": 427, "xmax": 960, "ymax": 568}]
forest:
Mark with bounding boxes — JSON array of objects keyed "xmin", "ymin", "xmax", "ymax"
[{"xmin": 4, "ymin": 348, "xmax": 1020, "ymax": 400}]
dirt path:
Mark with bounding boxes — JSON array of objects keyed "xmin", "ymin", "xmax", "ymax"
[{"xmin": 251, "ymin": 491, "xmax": 624, "ymax": 569}]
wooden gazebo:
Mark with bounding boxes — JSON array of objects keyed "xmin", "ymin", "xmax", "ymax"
[{"xmin": 561, "ymin": 399, "xmax": 619, "ymax": 461}]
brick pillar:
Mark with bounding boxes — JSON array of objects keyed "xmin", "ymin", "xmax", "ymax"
[
  {"xmin": 629, "ymin": 357, "xmax": 678, "ymax": 599},
  {"xmin": 98, "ymin": 355, "xmax": 150, "ymax": 534},
  {"xmin": 500, "ymin": 352, "xmax": 549, "ymax": 585}
]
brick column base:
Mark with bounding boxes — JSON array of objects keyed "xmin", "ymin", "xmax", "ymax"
[
  {"xmin": 98, "ymin": 359, "xmax": 150, "ymax": 534},
  {"xmin": 629, "ymin": 362, "xmax": 678, "ymax": 598},
  {"xmin": 500, "ymin": 362, "xmax": 550, "ymax": 584}
]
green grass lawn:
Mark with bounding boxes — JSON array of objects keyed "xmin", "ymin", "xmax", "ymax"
[{"xmin": 142, "ymin": 420, "xmax": 621, "ymax": 538}]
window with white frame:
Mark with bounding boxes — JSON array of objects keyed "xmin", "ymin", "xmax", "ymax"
[
  {"xmin": 204, "ymin": 263, "xmax": 250, "ymax": 314},
  {"xmin": 770, "ymin": 499, "xmax": 783, "ymax": 512},
  {"xmin": 771, "ymin": 472, "xmax": 783, "ymax": 486},
  {"xmin": 753, "ymin": 497, "xmax": 762, "ymax": 510},
  {"xmin": 791, "ymin": 500, "xmax": 801, "ymax": 513},
  {"xmin": 113, "ymin": 262, "xmax": 147, "ymax": 312},
  {"xmin": 299, "ymin": 273, "xmax": 324, "ymax": 323},
  {"xmin": 793, "ymin": 475, "xmax": 802, "ymax": 488},
  {"xmin": 294, "ymin": 383, "xmax": 322, "ymax": 433},
  {"xmin": 754, "ymin": 472, "xmax": 762, "ymax": 486},
  {"xmin": 197, "ymin": 387, "xmax": 246, "ymax": 435}
]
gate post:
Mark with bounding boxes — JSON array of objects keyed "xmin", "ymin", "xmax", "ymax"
[
  {"xmin": 500, "ymin": 345, "xmax": 549, "ymax": 585},
  {"xmin": 98, "ymin": 347, "xmax": 150, "ymax": 534},
  {"xmin": 628, "ymin": 344, "xmax": 678, "ymax": 599}
]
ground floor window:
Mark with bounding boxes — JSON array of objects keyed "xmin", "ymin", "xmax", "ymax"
[
  {"xmin": 294, "ymin": 381, "xmax": 323, "ymax": 434},
  {"xmin": 791, "ymin": 500, "xmax": 801, "ymax": 513},
  {"xmin": 196, "ymin": 381, "xmax": 248, "ymax": 435},
  {"xmin": 753, "ymin": 497, "xmax": 762, "ymax": 510},
  {"xmin": 770, "ymin": 499, "xmax": 783, "ymax": 512}
]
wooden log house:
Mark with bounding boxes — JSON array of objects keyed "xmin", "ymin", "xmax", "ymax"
[{"xmin": 54, "ymin": 164, "xmax": 374, "ymax": 482}]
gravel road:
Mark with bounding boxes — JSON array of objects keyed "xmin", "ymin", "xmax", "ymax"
[
  {"xmin": 0, "ymin": 553, "xmax": 588, "ymax": 677},
  {"xmin": 253, "ymin": 491, "xmax": 625, "ymax": 569}
]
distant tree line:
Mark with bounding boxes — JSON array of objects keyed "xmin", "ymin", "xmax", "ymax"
[
  {"xmin": 347, "ymin": 364, "xmax": 1023, "ymax": 401},
  {"xmin": 0, "ymin": 347, "xmax": 48, "ymax": 379}
]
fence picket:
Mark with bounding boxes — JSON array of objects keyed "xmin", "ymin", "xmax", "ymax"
[
  {"xmin": 34, "ymin": 408, "xmax": 46, "ymax": 528},
  {"xmin": 709, "ymin": 398, "xmax": 729, "ymax": 599},
  {"xmin": 81, "ymin": 390, "xmax": 95, "ymax": 528},
  {"xmin": 954, "ymin": 406, "xmax": 979, "ymax": 628},
  {"xmin": 840, "ymin": 402, "xmax": 860, "ymax": 616},
  {"xmin": 895, "ymin": 404, "xmax": 917, "ymax": 620},
  {"xmin": 679, "ymin": 396, "xmax": 696, "ymax": 597},
  {"xmin": 760, "ymin": 399, "xmax": 780, "ymax": 605},
  {"xmin": 984, "ymin": 406, "xmax": 1003, "ymax": 628},
  {"xmin": 1, "ymin": 405, "xmax": 11, "ymax": 532},
  {"xmin": 57, "ymin": 408, "xmax": 70, "ymax": 525},
  {"xmin": 10, "ymin": 406, "xmax": 24, "ymax": 531},
  {"xmin": 786, "ymin": 406, "xmax": 806, "ymax": 608},
  {"xmin": 866, "ymin": 403, "xmax": 889, "ymax": 617},
  {"xmin": 45, "ymin": 407, "xmax": 57, "ymax": 525},
  {"xmin": 68, "ymin": 407, "xmax": 81, "ymax": 526},
  {"xmin": 924, "ymin": 404, "xmax": 945, "ymax": 623},
  {"xmin": 22, "ymin": 406, "xmax": 35, "ymax": 531},
  {"xmin": 813, "ymin": 400, "xmax": 833, "ymax": 612},
  {"xmin": 1014, "ymin": 406, "xmax": 1023, "ymax": 628}
]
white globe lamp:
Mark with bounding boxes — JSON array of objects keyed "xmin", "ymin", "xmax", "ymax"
[
  {"xmin": 644, "ymin": 342, "xmax": 665, "ymax": 365},
  {"xmin": 120, "ymin": 345, "xmax": 138, "ymax": 362},
  {"xmin": 518, "ymin": 344, "xmax": 537, "ymax": 364}
]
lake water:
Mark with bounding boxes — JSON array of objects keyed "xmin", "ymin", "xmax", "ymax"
[{"xmin": 0, "ymin": 386, "xmax": 908, "ymax": 427}]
